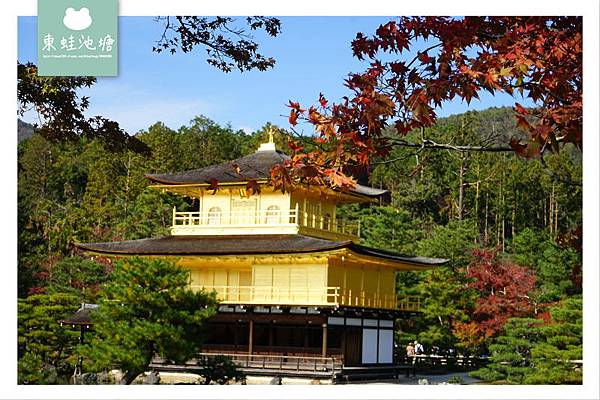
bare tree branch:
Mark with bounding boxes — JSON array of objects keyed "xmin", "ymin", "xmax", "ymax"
[{"xmin": 387, "ymin": 137, "xmax": 514, "ymax": 153}]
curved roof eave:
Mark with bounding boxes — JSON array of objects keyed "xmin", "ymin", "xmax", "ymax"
[
  {"xmin": 75, "ymin": 234, "xmax": 448, "ymax": 267},
  {"xmin": 145, "ymin": 149, "xmax": 388, "ymax": 199}
]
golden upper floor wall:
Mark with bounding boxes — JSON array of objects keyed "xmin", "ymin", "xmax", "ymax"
[
  {"xmin": 178, "ymin": 250, "xmax": 424, "ymax": 311},
  {"xmin": 168, "ymin": 184, "xmax": 361, "ymax": 241},
  {"xmin": 147, "ymin": 139, "xmax": 386, "ymax": 241}
]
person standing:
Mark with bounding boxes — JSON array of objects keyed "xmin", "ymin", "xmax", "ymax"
[
  {"xmin": 415, "ymin": 340, "xmax": 424, "ymax": 355},
  {"xmin": 406, "ymin": 342, "xmax": 415, "ymax": 358}
]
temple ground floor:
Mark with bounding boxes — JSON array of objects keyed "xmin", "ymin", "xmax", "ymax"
[{"xmin": 151, "ymin": 305, "xmax": 418, "ymax": 382}]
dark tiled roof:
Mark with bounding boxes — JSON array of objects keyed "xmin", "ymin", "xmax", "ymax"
[
  {"xmin": 351, "ymin": 183, "xmax": 388, "ymax": 197},
  {"xmin": 77, "ymin": 234, "xmax": 350, "ymax": 255},
  {"xmin": 145, "ymin": 149, "xmax": 387, "ymax": 198},
  {"xmin": 75, "ymin": 235, "xmax": 448, "ymax": 266},
  {"xmin": 59, "ymin": 304, "xmax": 98, "ymax": 326},
  {"xmin": 350, "ymin": 244, "xmax": 449, "ymax": 266},
  {"xmin": 146, "ymin": 150, "xmax": 289, "ymax": 185}
]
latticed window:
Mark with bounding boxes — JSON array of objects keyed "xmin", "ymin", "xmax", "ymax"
[
  {"xmin": 305, "ymin": 202, "xmax": 322, "ymax": 228},
  {"xmin": 207, "ymin": 206, "xmax": 222, "ymax": 225},
  {"xmin": 265, "ymin": 205, "xmax": 281, "ymax": 224},
  {"xmin": 323, "ymin": 213, "xmax": 331, "ymax": 230}
]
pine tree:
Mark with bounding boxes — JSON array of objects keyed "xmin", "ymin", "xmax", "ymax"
[
  {"xmin": 45, "ymin": 257, "xmax": 109, "ymax": 302},
  {"xmin": 396, "ymin": 220, "xmax": 479, "ymax": 350},
  {"xmin": 81, "ymin": 258, "xmax": 219, "ymax": 384},
  {"xmin": 412, "ymin": 267, "xmax": 477, "ymax": 350},
  {"xmin": 471, "ymin": 296, "xmax": 582, "ymax": 384},
  {"xmin": 471, "ymin": 318, "xmax": 544, "ymax": 383},
  {"xmin": 524, "ymin": 296, "xmax": 582, "ymax": 384},
  {"xmin": 18, "ymin": 292, "xmax": 80, "ymax": 384}
]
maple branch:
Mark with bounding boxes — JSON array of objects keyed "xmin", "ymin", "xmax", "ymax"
[
  {"xmin": 371, "ymin": 148, "xmax": 423, "ymax": 165},
  {"xmin": 387, "ymin": 138, "xmax": 513, "ymax": 153},
  {"xmin": 155, "ymin": 16, "xmax": 171, "ymax": 46},
  {"xmin": 287, "ymin": 127, "xmax": 328, "ymax": 152},
  {"xmin": 405, "ymin": 43, "xmax": 443, "ymax": 69}
]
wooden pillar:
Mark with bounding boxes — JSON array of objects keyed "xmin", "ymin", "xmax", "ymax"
[
  {"xmin": 269, "ymin": 321, "xmax": 274, "ymax": 352},
  {"xmin": 321, "ymin": 323, "xmax": 328, "ymax": 358},
  {"xmin": 248, "ymin": 319, "xmax": 254, "ymax": 355},
  {"xmin": 79, "ymin": 326, "xmax": 85, "ymax": 345},
  {"xmin": 303, "ymin": 322, "xmax": 309, "ymax": 356},
  {"xmin": 234, "ymin": 320, "xmax": 238, "ymax": 351},
  {"xmin": 341, "ymin": 328, "xmax": 346, "ymax": 360},
  {"xmin": 77, "ymin": 325, "xmax": 86, "ymax": 375},
  {"xmin": 392, "ymin": 320, "xmax": 395, "ymax": 365}
]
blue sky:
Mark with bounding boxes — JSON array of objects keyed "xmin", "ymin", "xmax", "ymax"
[{"xmin": 18, "ymin": 16, "xmax": 533, "ymax": 135}]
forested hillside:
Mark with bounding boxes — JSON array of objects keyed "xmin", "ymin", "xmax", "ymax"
[
  {"xmin": 18, "ymin": 119, "xmax": 35, "ymax": 142},
  {"xmin": 17, "ymin": 107, "xmax": 582, "ymax": 384}
]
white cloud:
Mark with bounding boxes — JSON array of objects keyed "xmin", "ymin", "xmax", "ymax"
[
  {"xmin": 85, "ymin": 96, "xmax": 216, "ymax": 134},
  {"xmin": 63, "ymin": 7, "xmax": 92, "ymax": 31},
  {"xmin": 19, "ymin": 81, "xmax": 220, "ymax": 135},
  {"xmin": 18, "ymin": 97, "xmax": 214, "ymax": 136}
]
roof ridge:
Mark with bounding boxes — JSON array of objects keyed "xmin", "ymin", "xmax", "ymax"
[{"xmin": 145, "ymin": 150, "xmax": 288, "ymax": 184}]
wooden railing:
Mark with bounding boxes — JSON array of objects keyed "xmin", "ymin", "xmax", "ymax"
[
  {"xmin": 397, "ymin": 296, "xmax": 421, "ymax": 312},
  {"xmin": 173, "ymin": 208, "xmax": 298, "ymax": 227},
  {"xmin": 171, "ymin": 204, "xmax": 359, "ymax": 239},
  {"xmin": 197, "ymin": 352, "xmax": 343, "ymax": 377},
  {"xmin": 151, "ymin": 353, "xmax": 343, "ymax": 379},
  {"xmin": 193, "ymin": 285, "xmax": 341, "ymax": 306},
  {"xmin": 338, "ymin": 289, "xmax": 395, "ymax": 309},
  {"xmin": 339, "ymin": 290, "xmax": 420, "ymax": 311},
  {"xmin": 192, "ymin": 284, "xmax": 421, "ymax": 311},
  {"xmin": 298, "ymin": 211, "xmax": 360, "ymax": 237},
  {"xmin": 396, "ymin": 354, "xmax": 490, "ymax": 371}
]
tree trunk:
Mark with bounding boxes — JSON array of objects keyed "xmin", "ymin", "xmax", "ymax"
[
  {"xmin": 554, "ymin": 202, "xmax": 559, "ymax": 234},
  {"xmin": 548, "ymin": 183, "xmax": 555, "ymax": 233},
  {"xmin": 123, "ymin": 153, "xmax": 132, "ymax": 219},
  {"xmin": 543, "ymin": 197, "xmax": 547, "ymax": 227},
  {"xmin": 415, "ymin": 154, "xmax": 423, "ymax": 181},
  {"xmin": 512, "ymin": 192, "xmax": 516, "ymax": 239},
  {"xmin": 120, "ymin": 369, "xmax": 142, "ymax": 385},
  {"xmin": 475, "ymin": 180, "xmax": 480, "ymax": 243},
  {"xmin": 496, "ymin": 180, "xmax": 502, "ymax": 248},
  {"xmin": 500, "ymin": 154, "xmax": 505, "ymax": 252},
  {"xmin": 496, "ymin": 212, "xmax": 500, "ymax": 248},
  {"xmin": 484, "ymin": 192, "xmax": 489, "ymax": 246},
  {"xmin": 457, "ymin": 153, "xmax": 466, "ymax": 221},
  {"xmin": 501, "ymin": 190, "xmax": 506, "ymax": 252}
]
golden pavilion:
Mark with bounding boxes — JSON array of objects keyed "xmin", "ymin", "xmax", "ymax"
[{"xmin": 77, "ymin": 135, "xmax": 447, "ymax": 382}]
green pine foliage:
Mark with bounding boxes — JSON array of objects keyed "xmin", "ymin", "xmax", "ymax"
[
  {"xmin": 197, "ymin": 355, "xmax": 246, "ymax": 385},
  {"xmin": 508, "ymin": 228, "xmax": 551, "ymax": 268},
  {"xmin": 524, "ymin": 296, "xmax": 583, "ymax": 384},
  {"xmin": 416, "ymin": 220, "xmax": 478, "ymax": 269},
  {"xmin": 44, "ymin": 257, "xmax": 109, "ymax": 302},
  {"xmin": 471, "ymin": 318, "xmax": 545, "ymax": 383},
  {"xmin": 80, "ymin": 258, "xmax": 219, "ymax": 384},
  {"xmin": 471, "ymin": 297, "xmax": 582, "ymax": 384},
  {"xmin": 509, "ymin": 229, "xmax": 581, "ymax": 302},
  {"xmin": 535, "ymin": 245, "xmax": 580, "ymax": 302},
  {"xmin": 337, "ymin": 204, "xmax": 423, "ymax": 255},
  {"xmin": 395, "ymin": 220, "xmax": 478, "ymax": 350},
  {"xmin": 412, "ymin": 267, "xmax": 477, "ymax": 350},
  {"xmin": 18, "ymin": 292, "xmax": 81, "ymax": 384}
]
